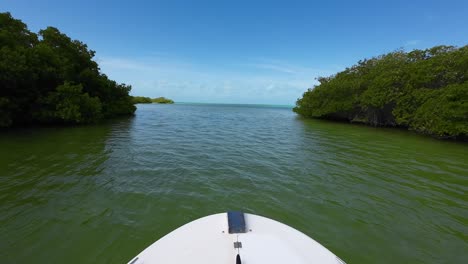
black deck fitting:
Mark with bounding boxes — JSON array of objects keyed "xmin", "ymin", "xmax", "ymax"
[{"xmin": 236, "ymin": 253, "xmax": 242, "ymax": 264}]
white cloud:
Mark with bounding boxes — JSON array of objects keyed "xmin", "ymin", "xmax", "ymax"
[
  {"xmin": 249, "ymin": 63, "xmax": 298, "ymax": 74},
  {"xmin": 99, "ymin": 57, "xmax": 157, "ymax": 71},
  {"xmin": 405, "ymin": 40, "xmax": 421, "ymax": 46},
  {"xmin": 96, "ymin": 55, "xmax": 334, "ymax": 105},
  {"xmin": 246, "ymin": 58, "xmax": 333, "ymax": 76}
]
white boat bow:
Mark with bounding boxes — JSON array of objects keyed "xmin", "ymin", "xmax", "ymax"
[{"xmin": 128, "ymin": 212, "xmax": 346, "ymax": 264}]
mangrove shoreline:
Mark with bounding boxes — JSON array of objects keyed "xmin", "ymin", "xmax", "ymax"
[
  {"xmin": 0, "ymin": 12, "xmax": 135, "ymax": 128},
  {"xmin": 294, "ymin": 45, "xmax": 468, "ymax": 141}
]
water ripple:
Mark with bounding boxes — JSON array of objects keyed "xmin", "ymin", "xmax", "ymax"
[{"xmin": 0, "ymin": 104, "xmax": 467, "ymax": 263}]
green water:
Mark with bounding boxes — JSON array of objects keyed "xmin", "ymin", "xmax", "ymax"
[{"xmin": 1, "ymin": 104, "xmax": 467, "ymax": 263}]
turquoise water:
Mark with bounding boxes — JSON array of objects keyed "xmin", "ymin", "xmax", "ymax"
[{"xmin": 0, "ymin": 103, "xmax": 467, "ymax": 263}]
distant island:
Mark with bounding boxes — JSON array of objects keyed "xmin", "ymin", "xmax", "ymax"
[
  {"xmin": 0, "ymin": 12, "xmax": 135, "ymax": 128},
  {"xmin": 294, "ymin": 45, "xmax": 467, "ymax": 140},
  {"xmin": 132, "ymin": 96, "xmax": 174, "ymax": 104}
]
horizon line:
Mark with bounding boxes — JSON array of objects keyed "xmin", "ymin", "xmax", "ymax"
[{"xmin": 173, "ymin": 101, "xmax": 295, "ymax": 107}]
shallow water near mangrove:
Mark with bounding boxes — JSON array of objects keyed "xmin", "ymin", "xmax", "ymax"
[{"xmin": 0, "ymin": 103, "xmax": 467, "ymax": 263}]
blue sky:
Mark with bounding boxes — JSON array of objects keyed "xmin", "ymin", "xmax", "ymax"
[{"xmin": 3, "ymin": 0, "xmax": 468, "ymax": 104}]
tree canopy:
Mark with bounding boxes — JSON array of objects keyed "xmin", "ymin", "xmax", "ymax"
[
  {"xmin": 131, "ymin": 96, "xmax": 174, "ymax": 104},
  {"xmin": 151, "ymin": 97, "xmax": 174, "ymax": 104},
  {"xmin": 131, "ymin": 96, "xmax": 153, "ymax": 104},
  {"xmin": 0, "ymin": 12, "xmax": 135, "ymax": 127},
  {"xmin": 294, "ymin": 45, "xmax": 468, "ymax": 140}
]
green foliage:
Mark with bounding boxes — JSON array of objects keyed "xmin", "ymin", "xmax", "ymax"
[
  {"xmin": 294, "ymin": 45, "xmax": 468, "ymax": 139},
  {"xmin": 410, "ymin": 83, "xmax": 468, "ymax": 137},
  {"xmin": 151, "ymin": 97, "xmax": 174, "ymax": 104},
  {"xmin": 0, "ymin": 97, "xmax": 12, "ymax": 127},
  {"xmin": 0, "ymin": 12, "xmax": 135, "ymax": 127},
  {"xmin": 132, "ymin": 96, "xmax": 152, "ymax": 104},
  {"xmin": 37, "ymin": 82, "xmax": 102, "ymax": 124},
  {"xmin": 131, "ymin": 96, "xmax": 174, "ymax": 104}
]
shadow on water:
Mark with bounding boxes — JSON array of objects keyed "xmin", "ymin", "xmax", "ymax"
[
  {"xmin": 294, "ymin": 118, "xmax": 468, "ymax": 263},
  {"xmin": 0, "ymin": 116, "xmax": 135, "ymax": 263}
]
